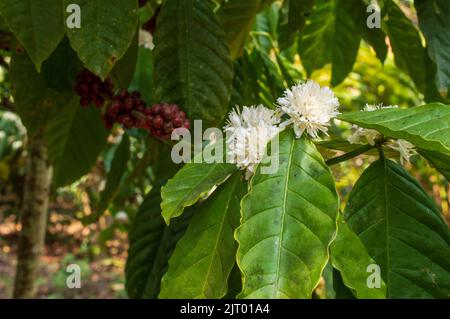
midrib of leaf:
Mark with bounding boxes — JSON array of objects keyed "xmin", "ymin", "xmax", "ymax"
[{"xmin": 274, "ymin": 137, "xmax": 295, "ymax": 298}]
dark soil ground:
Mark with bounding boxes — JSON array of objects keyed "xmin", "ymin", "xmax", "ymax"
[{"xmin": 0, "ymin": 214, "xmax": 128, "ymax": 299}]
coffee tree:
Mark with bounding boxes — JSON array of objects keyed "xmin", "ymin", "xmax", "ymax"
[{"xmin": 0, "ymin": 0, "xmax": 449, "ymax": 299}]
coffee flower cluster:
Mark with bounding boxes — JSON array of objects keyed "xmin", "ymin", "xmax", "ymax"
[
  {"xmin": 277, "ymin": 80, "xmax": 340, "ymax": 138},
  {"xmin": 348, "ymin": 104, "xmax": 416, "ymax": 164},
  {"xmin": 224, "ymin": 80, "xmax": 341, "ymax": 178},
  {"xmin": 73, "ymin": 68, "xmax": 189, "ymax": 139},
  {"xmin": 224, "ymin": 105, "xmax": 280, "ymax": 179}
]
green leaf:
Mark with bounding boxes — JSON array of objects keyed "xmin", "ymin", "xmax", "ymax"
[
  {"xmin": 111, "ymin": 29, "xmax": 139, "ymax": 90},
  {"xmin": 338, "ymin": 103, "xmax": 450, "ymax": 155},
  {"xmin": 345, "ymin": 158, "xmax": 450, "ymax": 298},
  {"xmin": 126, "ymin": 184, "xmax": 193, "ymax": 298},
  {"xmin": 10, "ymin": 39, "xmax": 79, "ymax": 134},
  {"xmin": 298, "ymin": 0, "xmax": 363, "ymax": 86},
  {"xmin": 278, "ymin": 0, "xmax": 314, "ymax": 50},
  {"xmin": 45, "ymin": 96, "xmax": 109, "ymax": 187},
  {"xmin": 129, "ymin": 47, "xmax": 154, "ymax": 105},
  {"xmin": 330, "ymin": 215, "xmax": 387, "ymax": 298},
  {"xmin": 153, "ymin": 0, "xmax": 233, "ymax": 127},
  {"xmin": 224, "ymin": 262, "xmax": 243, "ymax": 299},
  {"xmin": 418, "ymin": 149, "xmax": 450, "ymax": 181},
  {"xmin": 332, "ymin": 268, "xmax": 355, "ymax": 299},
  {"xmin": 236, "ymin": 131, "xmax": 339, "ymax": 298},
  {"xmin": 218, "ymin": 0, "xmax": 261, "ymax": 59},
  {"xmin": 161, "ymin": 160, "xmax": 237, "ymax": 225},
  {"xmin": 0, "ymin": 0, "xmax": 64, "ymax": 70},
  {"xmin": 361, "ymin": 26, "xmax": 388, "ymax": 63},
  {"xmin": 415, "ymin": 0, "xmax": 450, "ymax": 95},
  {"xmin": 385, "ymin": 2, "xmax": 426, "ymax": 93},
  {"xmin": 96, "ymin": 134, "xmax": 130, "ymax": 217},
  {"xmin": 159, "ymin": 173, "xmax": 246, "ymax": 298},
  {"xmin": 64, "ymin": 0, "xmax": 139, "ymax": 79}
]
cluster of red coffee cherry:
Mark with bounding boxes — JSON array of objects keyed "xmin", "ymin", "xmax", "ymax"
[{"xmin": 73, "ymin": 68, "xmax": 190, "ymax": 139}]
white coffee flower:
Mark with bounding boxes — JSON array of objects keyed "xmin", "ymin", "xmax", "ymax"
[
  {"xmin": 387, "ymin": 139, "xmax": 416, "ymax": 165},
  {"xmin": 277, "ymin": 80, "xmax": 340, "ymax": 138},
  {"xmin": 224, "ymin": 105, "xmax": 280, "ymax": 179},
  {"xmin": 348, "ymin": 104, "xmax": 397, "ymax": 146},
  {"xmin": 348, "ymin": 104, "xmax": 416, "ymax": 164},
  {"xmin": 139, "ymin": 29, "xmax": 154, "ymax": 50}
]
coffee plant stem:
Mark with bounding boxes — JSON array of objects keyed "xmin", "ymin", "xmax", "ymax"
[{"xmin": 325, "ymin": 144, "xmax": 375, "ymax": 166}]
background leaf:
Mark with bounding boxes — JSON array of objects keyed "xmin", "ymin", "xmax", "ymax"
[
  {"xmin": 153, "ymin": 0, "xmax": 233, "ymax": 127},
  {"xmin": 45, "ymin": 96, "xmax": 109, "ymax": 187},
  {"xmin": 96, "ymin": 134, "xmax": 130, "ymax": 217},
  {"xmin": 236, "ymin": 131, "xmax": 339, "ymax": 298},
  {"xmin": 129, "ymin": 47, "xmax": 154, "ymax": 104},
  {"xmin": 64, "ymin": 0, "xmax": 138, "ymax": 79},
  {"xmin": 385, "ymin": 2, "xmax": 426, "ymax": 93},
  {"xmin": 10, "ymin": 39, "xmax": 78, "ymax": 134},
  {"xmin": 0, "ymin": 0, "xmax": 64, "ymax": 70},
  {"xmin": 111, "ymin": 30, "xmax": 139, "ymax": 90},
  {"xmin": 218, "ymin": 0, "xmax": 261, "ymax": 59},
  {"xmin": 418, "ymin": 149, "xmax": 450, "ymax": 181},
  {"xmin": 125, "ymin": 183, "xmax": 193, "ymax": 298},
  {"xmin": 298, "ymin": 0, "xmax": 364, "ymax": 86},
  {"xmin": 415, "ymin": 0, "xmax": 450, "ymax": 95},
  {"xmin": 279, "ymin": 0, "xmax": 314, "ymax": 50},
  {"xmin": 344, "ymin": 158, "xmax": 450, "ymax": 298},
  {"xmin": 159, "ymin": 173, "xmax": 245, "ymax": 298}
]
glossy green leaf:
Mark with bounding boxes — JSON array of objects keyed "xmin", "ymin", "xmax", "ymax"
[
  {"xmin": 161, "ymin": 160, "xmax": 237, "ymax": 225},
  {"xmin": 64, "ymin": 0, "xmax": 139, "ymax": 79},
  {"xmin": 0, "ymin": 0, "xmax": 64, "ymax": 70},
  {"xmin": 218, "ymin": 0, "xmax": 261, "ymax": 59},
  {"xmin": 385, "ymin": 2, "xmax": 426, "ymax": 93},
  {"xmin": 418, "ymin": 149, "xmax": 450, "ymax": 181},
  {"xmin": 97, "ymin": 134, "xmax": 130, "ymax": 216},
  {"xmin": 45, "ymin": 96, "xmax": 109, "ymax": 187},
  {"xmin": 236, "ymin": 131, "xmax": 339, "ymax": 298},
  {"xmin": 159, "ymin": 173, "xmax": 246, "ymax": 298},
  {"xmin": 330, "ymin": 215, "xmax": 387, "ymax": 298},
  {"xmin": 338, "ymin": 103, "xmax": 450, "ymax": 155},
  {"xmin": 10, "ymin": 39, "xmax": 79, "ymax": 134},
  {"xmin": 298, "ymin": 0, "xmax": 363, "ymax": 86},
  {"xmin": 126, "ymin": 184, "xmax": 193, "ymax": 298},
  {"xmin": 153, "ymin": 0, "xmax": 233, "ymax": 127},
  {"xmin": 345, "ymin": 158, "xmax": 450, "ymax": 298},
  {"xmin": 415, "ymin": 0, "xmax": 450, "ymax": 94}
]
